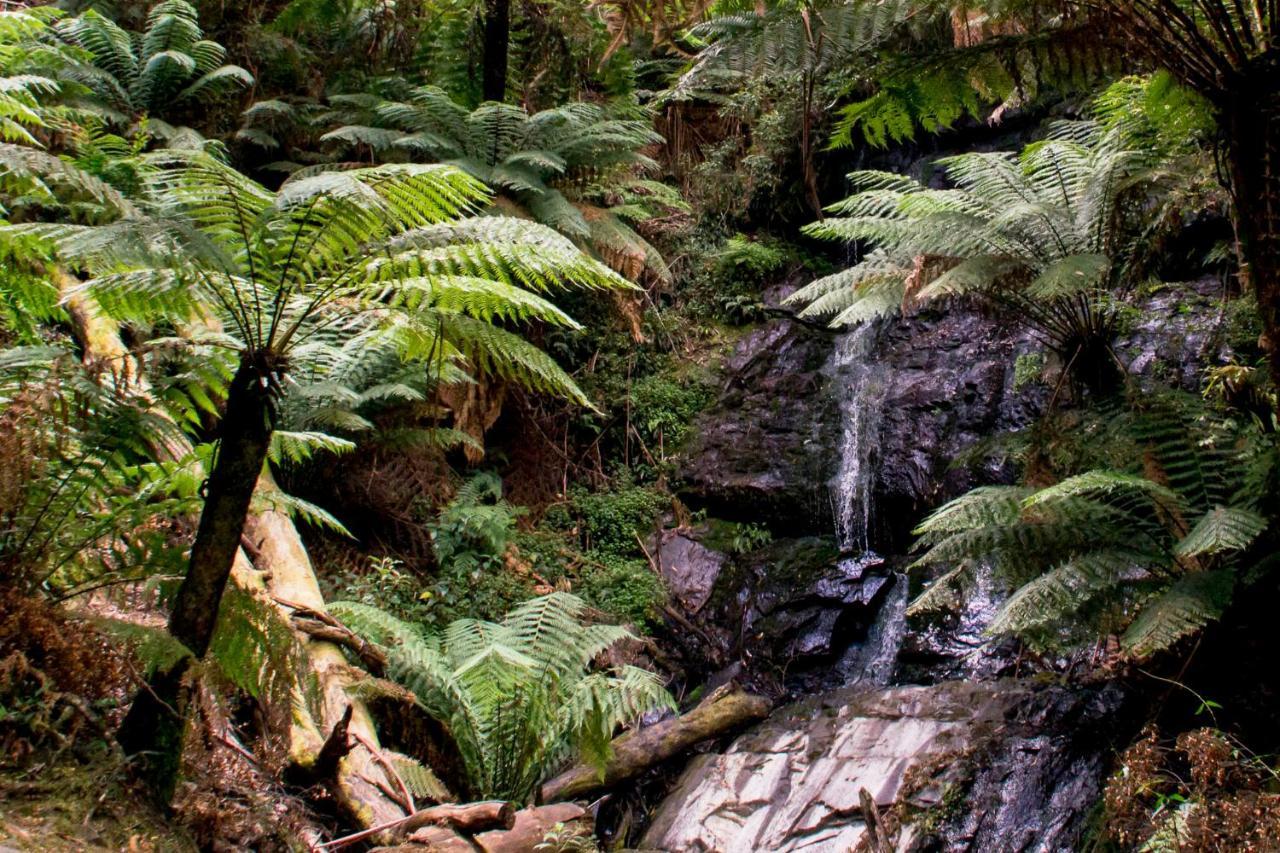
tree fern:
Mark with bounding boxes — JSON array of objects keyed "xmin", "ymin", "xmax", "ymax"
[
  {"xmin": 0, "ymin": 343, "xmax": 202, "ymax": 593},
  {"xmin": 54, "ymin": 0, "xmax": 252, "ymax": 127},
  {"xmin": 786, "ymin": 120, "xmax": 1176, "ymax": 388},
  {"xmin": 911, "ymin": 395, "xmax": 1272, "ymax": 656},
  {"xmin": 316, "ymin": 86, "xmax": 674, "ymax": 283},
  {"xmin": 332, "ymin": 592, "xmax": 674, "ymax": 803},
  {"xmin": 1, "ymin": 143, "xmax": 632, "ymax": 661}
]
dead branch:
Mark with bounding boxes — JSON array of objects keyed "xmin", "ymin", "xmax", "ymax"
[
  {"xmin": 315, "ymin": 705, "xmax": 355, "ymax": 781},
  {"xmin": 317, "ymin": 800, "xmax": 516, "ymax": 850}
]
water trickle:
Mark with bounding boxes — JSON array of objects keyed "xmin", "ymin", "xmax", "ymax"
[
  {"xmin": 829, "ymin": 323, "xmax": 887, "ymax": 554},
  {"xmin": 838, "ymin": 570, "xmax": 908, "ymax": 686},
  {"xmin": 825, "ymin": 322, "xmax": 908, "ymax": 686}
]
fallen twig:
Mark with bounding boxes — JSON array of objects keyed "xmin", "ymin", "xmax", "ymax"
[{"xmin": 351, "ymin": 730, "xmax": 415, "ymax": 815}]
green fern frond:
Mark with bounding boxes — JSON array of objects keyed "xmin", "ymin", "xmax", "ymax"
[
  {"xmin": 336, "ymin": 593, "xmax": 671, "ymax": 803},
  {"xmin": 1174, "ymin": 506, "xmax": 1267, "ymax": 558},
  {"xmin": 1122, "ymin": 570, "xmax": 1233, "ymax": 657}
]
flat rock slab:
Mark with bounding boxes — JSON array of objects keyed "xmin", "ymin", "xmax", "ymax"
[{"xmin": 642, "ymin": 681, "xmax": 1043, "ymax": 852}]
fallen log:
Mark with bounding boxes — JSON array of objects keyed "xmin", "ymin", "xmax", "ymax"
[
  {"xmin": 474, "ymin": 803, "xmax": 588, "ymax": 852},
  {"xmin": 540, "ymin": 683, "xmax": 771, "ymax": 802}
]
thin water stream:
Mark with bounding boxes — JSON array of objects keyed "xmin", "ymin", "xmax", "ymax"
[{"xmin": 826, "ymin": 322, "xmax": 908, "ymax": 686}]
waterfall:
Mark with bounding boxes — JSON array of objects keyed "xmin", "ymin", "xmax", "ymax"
[
  {"xmin": 839, "ymin": 571, "xmax": 908, "ymax": 685},
  {"xmin": 830, "ymin": 323, "xmax": 887, "ymax": 554},
  {"xmin": 827, "ymin": 321, "xmax": 907, "ymax": 686}
]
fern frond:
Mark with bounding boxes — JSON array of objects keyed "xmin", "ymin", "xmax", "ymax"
[
  {"xmin": 1122, "ymin": 570, "xmax": 1233, "ymax": 657},
  {"xmin": 1174, "ymin": 506, "xmax": 1267, "ymax": 558}
]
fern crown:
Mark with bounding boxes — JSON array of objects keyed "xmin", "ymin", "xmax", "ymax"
[{"xmin": 332, "ymin": 592, "xmax": 674, "ymax": 803}]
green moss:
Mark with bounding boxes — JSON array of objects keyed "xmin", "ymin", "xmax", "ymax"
[
  {"xmin": 575, "ymin": 554, "xmax": 667, "ymax": 631},
  {"xmin": 1224, "ymin": 294, "xmax": 1264, "ymax": 353},
  {"xmin": 700, "ymin": 518, "xmax": 774, "ymax": 554},
  {"xmin": 628, "ymin": 371, "xmax": 715, "ymax": 451},
  {"xmin": 1013, "ymin": 352, "xmax": 1046, "ymax": 390},
  {"xmin": 0, "ymin": 748, "xmax": 198, "ymax": 851}
]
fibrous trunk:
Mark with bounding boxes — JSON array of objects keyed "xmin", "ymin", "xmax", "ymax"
[
  {"xmin": 68, "ymin": 288, "xmax": 426, "ymax": 826},
  {"xmin": 168, "ymin": 355, "xmax": 275, "ymax": 657},
  {"xmin": 481, "ymin": 0, "xmax": 510, "ymax": 102},
  {"xmin": 1224, "ymin": 64, "xmax": 1280, "ymax": 395}
]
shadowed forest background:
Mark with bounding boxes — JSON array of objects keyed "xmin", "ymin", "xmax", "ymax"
[{"xmin": 1, "ymin": 0, "xmax": 1280, "ymax": 848}]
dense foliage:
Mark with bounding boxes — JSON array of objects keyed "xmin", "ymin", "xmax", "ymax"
[{"xmin": 2, "ymin": 0, "xmax": 1279, "ymax": 846}]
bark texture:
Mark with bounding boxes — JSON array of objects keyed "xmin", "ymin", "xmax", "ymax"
[
  {"xmin": 168, "ymin": 356, "xmax": 275, "ymax": 657},
  {"xmin": 1224, "ymin": 64, "xmax": 1280, "ymax": 393},
  {"xmin": 59, "ymin": 288, "xmax": 416, "ymax": 827},
  {"xmin": 244, "ymin": 470, "xmax": 439, "ymax": 828}
]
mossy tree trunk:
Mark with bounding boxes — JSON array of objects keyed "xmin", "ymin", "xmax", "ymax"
[{"xmin": 1224, "ymin": 67, "xmax": 1280, "ymax": 398}]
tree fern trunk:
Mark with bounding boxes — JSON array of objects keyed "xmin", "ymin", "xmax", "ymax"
[
  {"xmin": 1224, "ymin": 66, "xmax": 1280, "ymax": 399},
  {"xmin": 169, "ymin": 354, "xmax": 276, "ymax": 657},
  {"xmin": 482, "ymin": 0, "xmax": 510, "ymax": 103}
]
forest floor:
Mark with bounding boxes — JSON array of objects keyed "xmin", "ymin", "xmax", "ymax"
[{"xmin": 0, "ymin": 750, "xmax": 194, "ymax": 852}]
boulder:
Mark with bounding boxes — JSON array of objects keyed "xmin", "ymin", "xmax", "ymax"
[
  {"xmin": 675, "ymin": 319, "xmax": 840, "ymax": 533},
  {"xmin": 656, "ymin": 529, "xmax": 729, "ymax": 614}
]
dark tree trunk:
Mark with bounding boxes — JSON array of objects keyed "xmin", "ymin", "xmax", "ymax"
[
  {"xmin": 118, "ymin": 354, "xmax": 275, "ymax": 797},
  {"xmin": 116, "ymin": 656, "xmax": 191, "ymax": 802},
  {"xmin": 481, "ymin": 0, "xmax": 510, "ymax": 103},
  {"xmin": 1223, "ymin": 60, "xmax": 1280, "ymax": 396},
  {"xmin": 169, "ymin": 355, "xmax": 276, "ymax": 657}
]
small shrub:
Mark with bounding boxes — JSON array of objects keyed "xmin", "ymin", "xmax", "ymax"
[
  {"xmin": 1103, "ymin": 724, "xmax": 1280, "ymax": 850},
  {"xmin": 565, "ymin": 483, "xmax": 667, "ymax": 556},
  {"xmin": 1013, "ymin": 352, "xmax": 1046, "ymax": 391},
  {"xmin": 712, "ymin": 234, "xmax": 790, "ymax": 281},
  {"xmin": 628, "ymin": 372, "xmax": 713, "ymax": 452},
  {"xmin": 330, "ymin": 555, "xmax": 434, "ymax": 625},
  {"xmin": 576, "ymin": 555, "xmax": 666, "ymax": 630},
  {"xmin": 428, "ymin": 472, "xmax": 525, "ymax": 574}
]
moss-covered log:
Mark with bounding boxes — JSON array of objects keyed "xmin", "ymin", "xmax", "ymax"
[{"xmin": 540, "ymin": 683, "xmax": 772, "ymax": 802}]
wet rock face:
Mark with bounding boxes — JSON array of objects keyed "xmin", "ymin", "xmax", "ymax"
[
  {"xmin": 676, "ymin": 305, "xmax": 1042, "ymax": 547},
  {"xmin": 676, "ymin": 279, "xmax": 1229, "ymax": 551},
  {"xmin": 931, "ymin": 683, "xmax": 1130, "ymax": 851},
  {"xmin": 642, "ymin": 680, "xmax": 1127, "ymax": 853},
  {"xmin": 871, "ymin": 308, "xmax": 1041, "ymax": 547},
  {"xmin": 656, "ymin": 530, "xmax": 730, "ymax": 615},
  {"xmin": 676, "ymin": 319, "xmax": 839, "ymax": 534},
  {"xmin": 1115, "ymin": 276, "xmax": 1232, "ymax": 392},
  {"xmin": 661, "ymin": 532, "xmax": 901, "ymax": 690}
]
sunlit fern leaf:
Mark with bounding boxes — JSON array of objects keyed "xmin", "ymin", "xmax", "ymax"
[
  {"xmin": 1174, "ymin": 506, "xmax": 1267, "ymax": 558},
  {"xmin": 90, "ymin": 616, "xmax": 191, "ymax": 676},
  {"xmin": 251, "ymin": 486, "xmax": 353, "ymax": 537},
  {"xmin": 907, "ymin": 562, "xmax": 972, "ymax": 616},
  {"xmin": 386, "ymin": 752, "xmax": 452, "ymax": 803},
  {"xmin": 330, "ymin": 600, "xmax": 427, "ymax": 646},
  {"xmin": 0, "ymin": 142, "xmax": 138, "ymax": 216},
  {"xmin": 1121, "ymin": 570, "xmax": 1233, "ymax": 657},
  {"xmin": 912, "ymin": 486, "xmax": 1035, "ymax": 544},
  {"xmin": 988, "ymin": 549, "xmax": 1152, "ymax": 637},
  {"xmin": 320, "ymin": 85, "xmax": 666, "ymax": 282},
  {"xmin": 208, "ymin": 583, "xmax": 324, "ymax": 727},
  {"xmin": 55, "ymin": 0, "xmax": 251, "ymax": 120},
  {"xmin": 335, "ymin": 593, "xmax": 672, "ymax": 803},
  {"xmin": 789, "ymin": 123, "xmax": 1169, "ymax": 369},
  {"xmin": 268, "ymin": 430, "xmax": 356, "ymax": 465}
]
